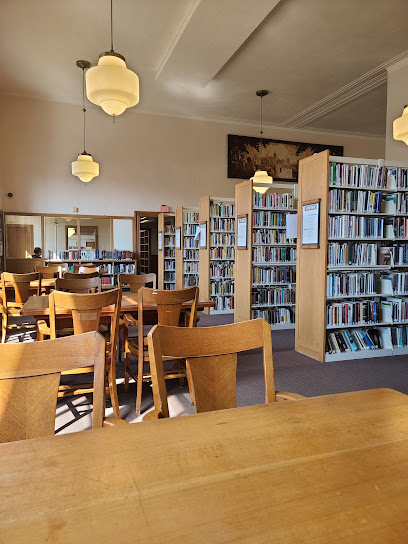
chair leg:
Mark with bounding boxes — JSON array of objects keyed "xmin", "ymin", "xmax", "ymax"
[
  {"xmin": 1, "ymin": 314, "xmax": 7, "ymax": 344},
  {"xmin": 108, "ymin": 360, "xmax": 120, "ymax": 419},
  {"xmin": 124, "ymin": 351, "xmax": 130, "ymax": 394},
  {"xmin": 136, "ymin": 353, "xmax": 144, "ymax": 415}
]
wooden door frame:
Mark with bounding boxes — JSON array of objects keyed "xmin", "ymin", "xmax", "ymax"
[
  {"xmin": 134, "ymin": 211, "xmax": 160, "ymax": 274},
  {"xmin": 6, "ymin": 224, "xmax": 34, "ymax": 258}
]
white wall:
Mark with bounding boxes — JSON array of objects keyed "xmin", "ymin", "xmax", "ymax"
[
  {"xmin": 385, "ymin": 63, "xmax": 408, "ymax": 161},
  {"xmin": 0, "ymin": 95, "xmax": 385, "ymax": 216}
]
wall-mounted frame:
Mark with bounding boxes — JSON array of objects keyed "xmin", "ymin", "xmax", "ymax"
[
  {"xmin": 175, "ymin": 227, "xmax": 181, "ymax": 249},
  {"xmin": 301, "ymin": 199, "xmax": 320, "ymax": 248},
  {"xmin": 158, "ymin": 231, "xmax": 163, "ymax": 251},
  {"xmin": 237, "ymin": 214, "xmax": 248, "ymax": 249},
  {"xmin": 200, "ymin": 221, "xmax": 207, "ymax": 249}
]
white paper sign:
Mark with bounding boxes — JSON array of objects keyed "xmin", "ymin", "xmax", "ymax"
[
  {"xmin": 237, "ymin": 215, "xmax": 248, "ymax": 248},
  {"xmin": 302, "ymin": 202, "xmax": 320, "ymax": 246},
  {"xmin": 158, "ymin": 232, "xmax": 163, "ymax": 250},
  {"xmin": 200, "ymin": 222, "xmax": 207, "ymax": 248},
  {"xmin": 286, "ymin": 213, "xmax": 298, "ymax": 239},
  {"xmin": 175, "ymin": 228, "xmax": 181, "ymax": 249}
]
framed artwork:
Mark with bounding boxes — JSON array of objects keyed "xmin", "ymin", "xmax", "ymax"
[{"xmin": 228, "ymin": 134, "xmax": 343, "ymax": 182}]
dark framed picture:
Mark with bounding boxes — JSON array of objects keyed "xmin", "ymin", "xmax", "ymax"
[{"xmin": 228, "ymin": 134, "xmax": 343, "ymax": 182}]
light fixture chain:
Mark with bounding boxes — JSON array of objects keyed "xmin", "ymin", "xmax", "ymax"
[
  {"xmin": 82, "ymin": 67, "xmax": 86, "ymax": 153},
  {"xmin": 110, "ymin": 0, "xmax": 114, "ymax": 51}
]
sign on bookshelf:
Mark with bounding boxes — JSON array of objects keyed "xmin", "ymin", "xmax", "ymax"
[
  {"xmin": 200, "ymin": 222, "xmax": 207, "ymax": 248},
  {"xmin": 301, "ymin": 199, "xmax": 320, "ymax": 247},
  {"xmin": 158, "ymin": 232, "xmax": 163, "ymax": 251},
  {"xmin": 175, "ymin": 228, "xmax": 181, "ymax": 249},
  {"xmin": 237, "ymin": 214, "xmax": 248, "ymax": 249}
]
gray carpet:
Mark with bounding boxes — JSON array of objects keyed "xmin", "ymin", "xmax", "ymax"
[{"xmin": 5, "ymin": 313, "xmax": 408, "ymax": 434}]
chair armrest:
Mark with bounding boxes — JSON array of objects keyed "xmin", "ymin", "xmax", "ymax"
[
  {"xmin": 275, "ymin": 391, "xmax": 305, "ymax": 402},
  {"xmin": 37, "ymin": 320, "xmax": 51, "ymax": 337},
  {"xmin": 124, "ymin": 313, "xmax": 138, "ymax": 327},
  {"xmin": 103, "ymin": 417, "xmax": 129, "ymax": 427},
  {"xmin": 142, "ymin": 408, "xmax": 164, "ymax": 421}
]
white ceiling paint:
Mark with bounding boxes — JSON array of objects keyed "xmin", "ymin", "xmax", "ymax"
[{"xmin": 1, "ymin": 0, "xmax": 408, "ymax": 135}]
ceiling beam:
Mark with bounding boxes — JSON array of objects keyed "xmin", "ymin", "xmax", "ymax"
[{"xmin": 156, "ymin": 0, "xmax": 281, "ymax": 87}]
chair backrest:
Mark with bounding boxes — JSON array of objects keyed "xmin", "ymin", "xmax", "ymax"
[
  {"xmin": 49, "ymin": 288, "xmax": 121, "ymax": 363},
  {"xmin": 139, "ymin": 286, "xmax": 198, "ymax": 328},
  {"xmin": 0, "ymin": 332, "xmax": 106, "ymax": 443},
  {"xmin": 34, "ymin": 265, "xmax": 62, "ymax": 279},
  {"xmin": 119, "ymin": 273, "xmax": 156, "ymax": 293},
  {"xmin": 55, "ymin": 276, "xmax": 102, "ymax": 293},
  {"xmin": 64, "ymin": 271, "xmax": 100, "ymax": 280},
  {"xmin": 147, "ymin": 319, "xmax": 275, "ymax": 417},
  {"xmin": 1, "ymin": 272, "xmax": 40, "ymax": 307},
  {"xmin": 73, "ymin": 263, "xmax": 98, "ymax": 273}
]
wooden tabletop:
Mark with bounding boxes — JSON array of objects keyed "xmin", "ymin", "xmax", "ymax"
[
  {"xmin": 1, "ymin": 388, "xmax": 407, "ymax": 543},
  {"xmin": 21, "ymin": 292, "xmax": 215, "ymax": 316}
]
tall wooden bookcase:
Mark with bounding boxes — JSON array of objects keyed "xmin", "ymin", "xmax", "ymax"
[
  {"xmin": 158, "ymin": 212, "xmax": 175, "ymax": 290},
  {"xmin": 175, "ymin": 206, "xmax": 199, "ymax": 289},
  {"xmin": 296, "ymin": 150, "xmax": 408, "ymax": 362},
  {"xmin": 235, "ymin": 179, "xmax": 298, "ymax": 329},
  {"xmin": 199, "ymin": 196, "xmax": 235, "ymax": 315}
]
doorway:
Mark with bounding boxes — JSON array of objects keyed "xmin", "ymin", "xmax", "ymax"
[
  {"xmin": 135, "ymin": 211, "xmax": 159, "ymax": 276},
  {"xmin": 6, "ymin": 224, "xmax": 34, "ymax": 258}
]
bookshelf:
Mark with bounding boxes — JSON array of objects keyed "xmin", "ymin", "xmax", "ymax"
[
  {"xmin": 234, "ymin": 179, "xmax": 298, "ymax": 330},
  {"xmin": 46, "ymin": 249, "xmax": 136, "ymax": 288},
  {"xmin": 199, "ymin": 196, "xmax": 235, "ymax": 315},
  {"xmin": 296, "ymin": 150, "xmax": 408, "ymax": 362},
  {"xmin": 175, "ymin": 206, "xmax": 199, "ymax": 289},
  {"xmin": 140, "ymin": 230, "xmax": 150, "ymax": 274},
  {"xmin": 158, "ymin": 212, "xmax": 175, "ymax": 290}
]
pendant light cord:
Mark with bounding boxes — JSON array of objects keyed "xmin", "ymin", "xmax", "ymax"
[
  {"xmin": 259, "ymin": 95, "xmax": 263, "ymax": 169},
  {"xmin": 110, "ymin": 0, "xmax": 114, "ymax": 51},
  {"xmin": 82, "ymin": 68, "xmax": 86, "ymax": 153}
]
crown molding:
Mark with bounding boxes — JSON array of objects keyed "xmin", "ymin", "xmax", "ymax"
[{"xmin": 281, "ymin": 50, "xmax": 408, "ymax": 129}]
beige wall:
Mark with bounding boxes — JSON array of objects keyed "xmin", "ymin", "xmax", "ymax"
[
  {"xmin": 386, "ymin": 63, "xmax": 408, "ymax": 161},
  {"xmin": 0, "ymin": 95, "xmax": 385, "ymax": 216}
]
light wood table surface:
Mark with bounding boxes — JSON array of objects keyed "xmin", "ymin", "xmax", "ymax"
[
  {"xmin": 20, "ymin": 292, "xmax": 215, "ymax": 317},
  {"xmin": 1, "ymin": 388, "xmax": 407, "ymax": 543}
]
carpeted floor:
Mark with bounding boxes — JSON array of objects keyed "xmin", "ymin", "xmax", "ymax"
[{"xmin": 6, "ymin": 312, "xmax": 408, "ymax": 434}]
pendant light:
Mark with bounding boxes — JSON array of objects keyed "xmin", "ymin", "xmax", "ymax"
[
  {"xmin": 86, "ymin": 0, "xmax": 139, "ymax": 118},
  {"xmin": 71, "ymin": 60, "xmax": 100, "ymax": 183},
  {"xmin": 250, "ymin": 90, "xmax": 273, "ymax": 194},
  {"xmin": 393, "ymin": 105, "xmax": 408, "ymax": 145}
]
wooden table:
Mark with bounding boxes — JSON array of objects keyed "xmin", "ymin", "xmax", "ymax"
[
  {"xmin": 21, "ymin": 292, "xmax": 215, "ymax": 316},
  {"xmin": 1, "ymin": 388, "xmax": 407, "ymax": 543}
]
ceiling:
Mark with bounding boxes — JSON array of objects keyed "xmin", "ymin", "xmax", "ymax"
[{"xmin": 1, "ymin": 0, "xmax": 408, "ymax": 136}]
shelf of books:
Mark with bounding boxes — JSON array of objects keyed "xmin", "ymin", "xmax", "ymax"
[
  {"xmin": 175, "ymin": 206, "xmax": 199, "ymax": 289},
  {"xmin": 235, "ymin": 179, "xmax": 298, "ymax": 330},
  {"xmin": 199, "ymin": 196, "xmax": 235, "ymax": 315},
  {"xmin": 140, "ymin": 230, "xmax": 150, "ymax": 274},
  {"xmin": 296, "ymin": 150, "xmax": 408, "ymax": 362},
  {"xmin": 46, "ymin": 249, "xmax": 136, "ymax": 288},
  {"xmin": 158, "ymin": 212, "xmax": 175, "ymax": 290}
]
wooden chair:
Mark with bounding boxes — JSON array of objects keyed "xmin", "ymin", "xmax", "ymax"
[
  {"xmin": 1, "ymin": 272, "xmax": 40, "ymax": 343},
  {"xmin": 55, "ymin": 276, "xmax": 102, "ymax": 293},
  {"xmin": 37, "ymin": 288, "xmax": 122, "ymax": 418},
  {"xmin": 0, "ymin": 332, "xmax": 126, "ymax": 443},
  {"xmin": 64, "ymin": 271, "xmax": 100, "ymax": 280},
  {"xmin": 34, "ymin": 265, "xmax": 62, "ymax": 279},
  {"xmin": 124, "ymin": 286, "xmax": 198, "ymax": 414},
  {"xmin": 147, "ymin": 318, "xmax": 304, "ymax": 419},
  {"xmin": 73, "ymin": 263, "xmax": 98, "ymax": 273},
  {"xmin": 118, "ymin": 273, "xmax": 156, "ymax": 292}
]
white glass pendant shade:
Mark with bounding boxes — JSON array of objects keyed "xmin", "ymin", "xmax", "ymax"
[
  {"xmin": 86, "ymin": 54, "xmax": 139, "ymax": 116},
  {"xmin": 71, "ymin": 153, "xmax": 100, "ymax": 183},
  {"xmin": 251, "ymin": 170, "xmax": 273, "ymax": 193},
  {"xmin": 393, "ymin": 105, "xmax": 408, "ymax": 145}
]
